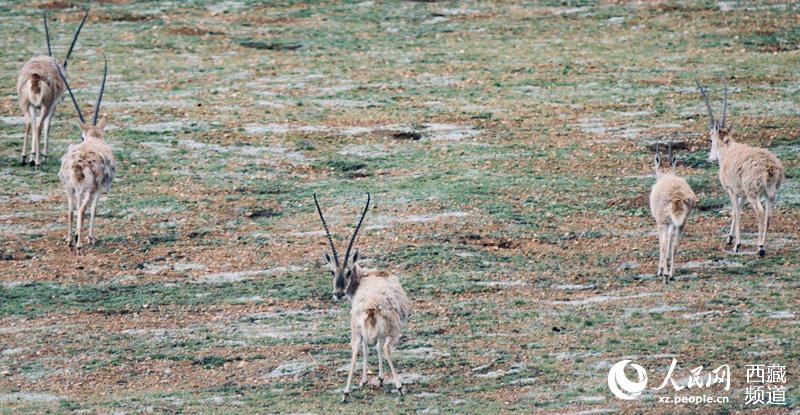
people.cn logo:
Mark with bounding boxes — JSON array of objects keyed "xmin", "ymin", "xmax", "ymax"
[{"xmin": 608, "ymin": 360, "xmax": 648, "ymax": 400}]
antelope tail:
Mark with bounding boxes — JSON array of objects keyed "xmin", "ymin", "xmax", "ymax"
[
  {"xmin": 29, "ymin": 73, "xmax": 43, "ymax": 95},
  {"xmin": 365, "ymin": 307, "xmax": 378, "ymax": 330},
  {"xmin": 73, "ymin": 159, "xmax": 85, "ymax": 182},
  {"xmin": 670, "ymin": 201, "xmax": 687, "ymax": 227}
]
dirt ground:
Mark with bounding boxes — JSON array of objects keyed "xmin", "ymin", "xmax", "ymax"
[{"xmin": 0, "ymin": 1, "xmax": 797, "ymax": 414}]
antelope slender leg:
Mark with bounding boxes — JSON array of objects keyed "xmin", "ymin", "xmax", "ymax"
[
  {"xmin": 656, "ymin": 226, "xmax": 662, "ymax": 276},
  {"xmin": 376, "ymin": 339, "xmax": 384, "ymax": 387},
  {"xmin": 33, "ymin": 106, "xmax": 46, "ymax": 167},
  {"xmin": 87, "ymin": 192, "xmax": 101, "ymax": 245},
  {"xmin": 65, "ymin": 190, "xmax": 74, "ymax": 247},
  {"xmin": 764, "ymin": 196, "xmax": 775, "ymax": 253},
  {"xmin": 42, "ymin": 101, "xmax": 56, "ymax": 162},
  {"xmin": 657, "ymin": 225, "xmax": 668, "ymax": 277},
  {"xmin": 732, "ymin": 194, "xmax": 742, "ymax": 252},
  {"xmin": 28, "ymin": 106, "xmax": 38, "ymax": 166},
  {"xmin": 75, "ymin": 192, "xmax": 91, "ymax": 251},
  {"xmin": 663, "ymin": 224, "xmax": 674, "ymax": 284},
  {"xmin": 383, "ymin": 338, "xmax": 403, "ymax": 395},
  {"xmin": 342, "ymin": 337, "xmax": 360, "ymax": 402},
  {"xmin": 21, "ymin": 106, "xmax": 31, "ymax": 164},
  {"xmin": 359, "ymin": 336, "xmax": 369, "ymax": 387},
  {"xmin": 749, "ymin": 196, "xmax": 766, "ymax": 257},
  {"xmin": 726, "ymin": 191, "xmax": 739, "ymax": 245},
  {"xmin": 668, "ymin": 225, "xmax": 680, "ymax": 282}
]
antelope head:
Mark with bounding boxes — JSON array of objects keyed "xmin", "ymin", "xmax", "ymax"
[
  {"xmin": 314, "ymin": 193, "xmax": 371, "ymax": 302},
  {"xmin": 695, "ymin": 80, "xmax": 734, "ymax": 162},
  {"xmin": 653, "ymin": 143, "xmax": 676, "ymax": 178},
  {"xmin": 56, "ymin": 51, "xmax": 108, "ymax": 142}
]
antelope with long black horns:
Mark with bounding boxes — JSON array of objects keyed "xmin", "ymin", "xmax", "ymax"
[
  {"xmin": 313, "ymin": 193, "xmax": 410, "ymax": 402},
  {"xmin": 17, "ymin": 9, "xmax": 88, "ymax": 167},
  {"xmin": 56, "ymin": 53, "xmax": 115, "ymax": 251},
  {"xmin": 696, "ymin": 80, "xmax": 784, "ymax": 257}
]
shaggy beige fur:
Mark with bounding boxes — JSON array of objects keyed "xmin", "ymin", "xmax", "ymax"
[
  {"xmin": 17, "ymin": 10, "xmax": 88, "ymax": 167},
  {"xmin": 711, "ymin": 129, "xmax": 784, "ymax": 256},
  {"xmin": 649, "ymin": 150, "xmax": 698, "ymax": 283},
  {"xmin": 60, "ymin": 120, "xmax": 116, "ymax": 250},
  {"xmin": 344, "ymin": 265, "xmax": 410, "ymax": 400},
  {"xmin": 313, "ymin": 193, "xmax": 410, "ymax": 402},
  {"xmin": 17, "ymin": 56, "xmax": 66, "ymax": 166}
]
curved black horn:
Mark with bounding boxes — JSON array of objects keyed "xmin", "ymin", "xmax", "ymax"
[
  {"xmin": 721, "ymin": 85, "xmax": 729, "ymax": 128},
  {"xmin": 314, "ymin": 193, "xmax": 340, "ymax": 267},
  {"xmin": 54, "ymin": 57, "xmax": 86, "ymax": 126},
  {"xmin": 695, "ymin": 79, "xmax": 716, "ymax": 129},
  {"xmin": 344, "ymin": 193, "xmax": 370, "ymax": 265},
  {"xmin": 63, "ymin": 9, "xmax": 89, "ymax": 68},
  {"xmin": 43, "ymin": 11, "xmax": 52, "ymax": 57},
  {"xmin": 92, "ymin": 52, "xmax": 107, "ymax": 126}
]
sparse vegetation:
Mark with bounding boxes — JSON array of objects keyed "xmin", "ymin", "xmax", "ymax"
[{"xmin": 0, "ymin": 1, "xmax": 798, "ymax": 414}]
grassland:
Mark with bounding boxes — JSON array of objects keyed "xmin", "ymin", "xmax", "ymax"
[{"xmin": 0, "ymin": 1, "xmax": 798, "ymax": 414}]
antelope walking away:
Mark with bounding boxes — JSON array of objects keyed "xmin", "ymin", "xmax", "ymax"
[{"xmin": 0, "ymin": 2, "xmax": 796, "ymax": 414}]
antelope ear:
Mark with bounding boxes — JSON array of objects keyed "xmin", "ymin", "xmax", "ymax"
[
  {"xmin": 323, "ymin": 251, "xmax": 332, "ymax": 264},
  {"xmin": 351, "ymin": 250, "xmax": 359, "ymax": 264},
  {"xmin": 97, "ymin": 117, "xmax": 106, "ymax": 130},
  {"xmin": 79, "ymin": 122, "xmax": 90, "ymax": 132},
  {"xmin": 654, "ymin": 152, "xmax": 660, "ymax": 167},
  {"xmin": 670, "ymin": 154, "xmax": 677, "ymax": 168}
]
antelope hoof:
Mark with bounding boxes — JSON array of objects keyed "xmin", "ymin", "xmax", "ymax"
[
  {"xmin": 20, "ymin": 156, "xmax": 27, "ymax": 165},
  {"xmin": 378, "ymin": 377, "xmax": 384, "ymax": 388},
  {"xmin": 397, "ymin": 384, "xmax": 405, "ymax": 397},
  {"xmin": 359, "ymin": 379, "xmax": 367, "ymax": 388},
  {"xmin": 29, "ymin": 159, "xmax": 35, "ymax": 167},
  {"xmin": 732, "ymin": 244, "xmax": 740, "ymax": 253},
  {"xmin": 656, "ymin": 268, "xmax": 663, "ymax": 277},
  {"xmin": 341, "ymin": 392, "xmax": 350, "ymax": 403},
  {"xmin": 663, "ymin": 275, "xmax": 669, "ymax": 284},
  {"xmin": 758, "ymin": 247, "xmax": 766, "ymax": 258},
  {"xmin": 88, "ymin": 236, "xmax": 97, "ymax": 246},
  {"xmin": 725, "ymin": 235, "xmax": 734, "ymax": 245}
]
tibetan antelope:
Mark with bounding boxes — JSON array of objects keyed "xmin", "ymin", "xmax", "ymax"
[
  {"xmin": 696, "ymin": 81, "xmax": 784, "ymax": 257},
  {"xmin": 56, "ymin": 54, "xmax": 115, "ymax": 251},
  {"xmin": 313, "ymin": 193, "xmax": 410, "ymax": 402},
  {"xmin": 649, "ymin": 144, "xmax": 698, "ymax": 283},
  {"xmin": 17, "ymin": 10, "xmax": 88, "ymax": 167}
]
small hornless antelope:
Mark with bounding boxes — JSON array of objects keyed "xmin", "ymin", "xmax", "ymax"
[
  {"xmin": 696, "ymin": 81, "xmax": 784, "ymax": 257},
  {"xmin": 17, "ymin": 10, "xmax": 88, "ymax": 167},
  {"xmin": 55, "ymin": 54, "xmax": 115, "ymax": 251},
  {"xmin": 313, "ymin": 193, "xmax": 410, "ymax": 402},
  {"xmin": 649, "ymin": 144, "xmax": 698, "ymax": 283}
]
